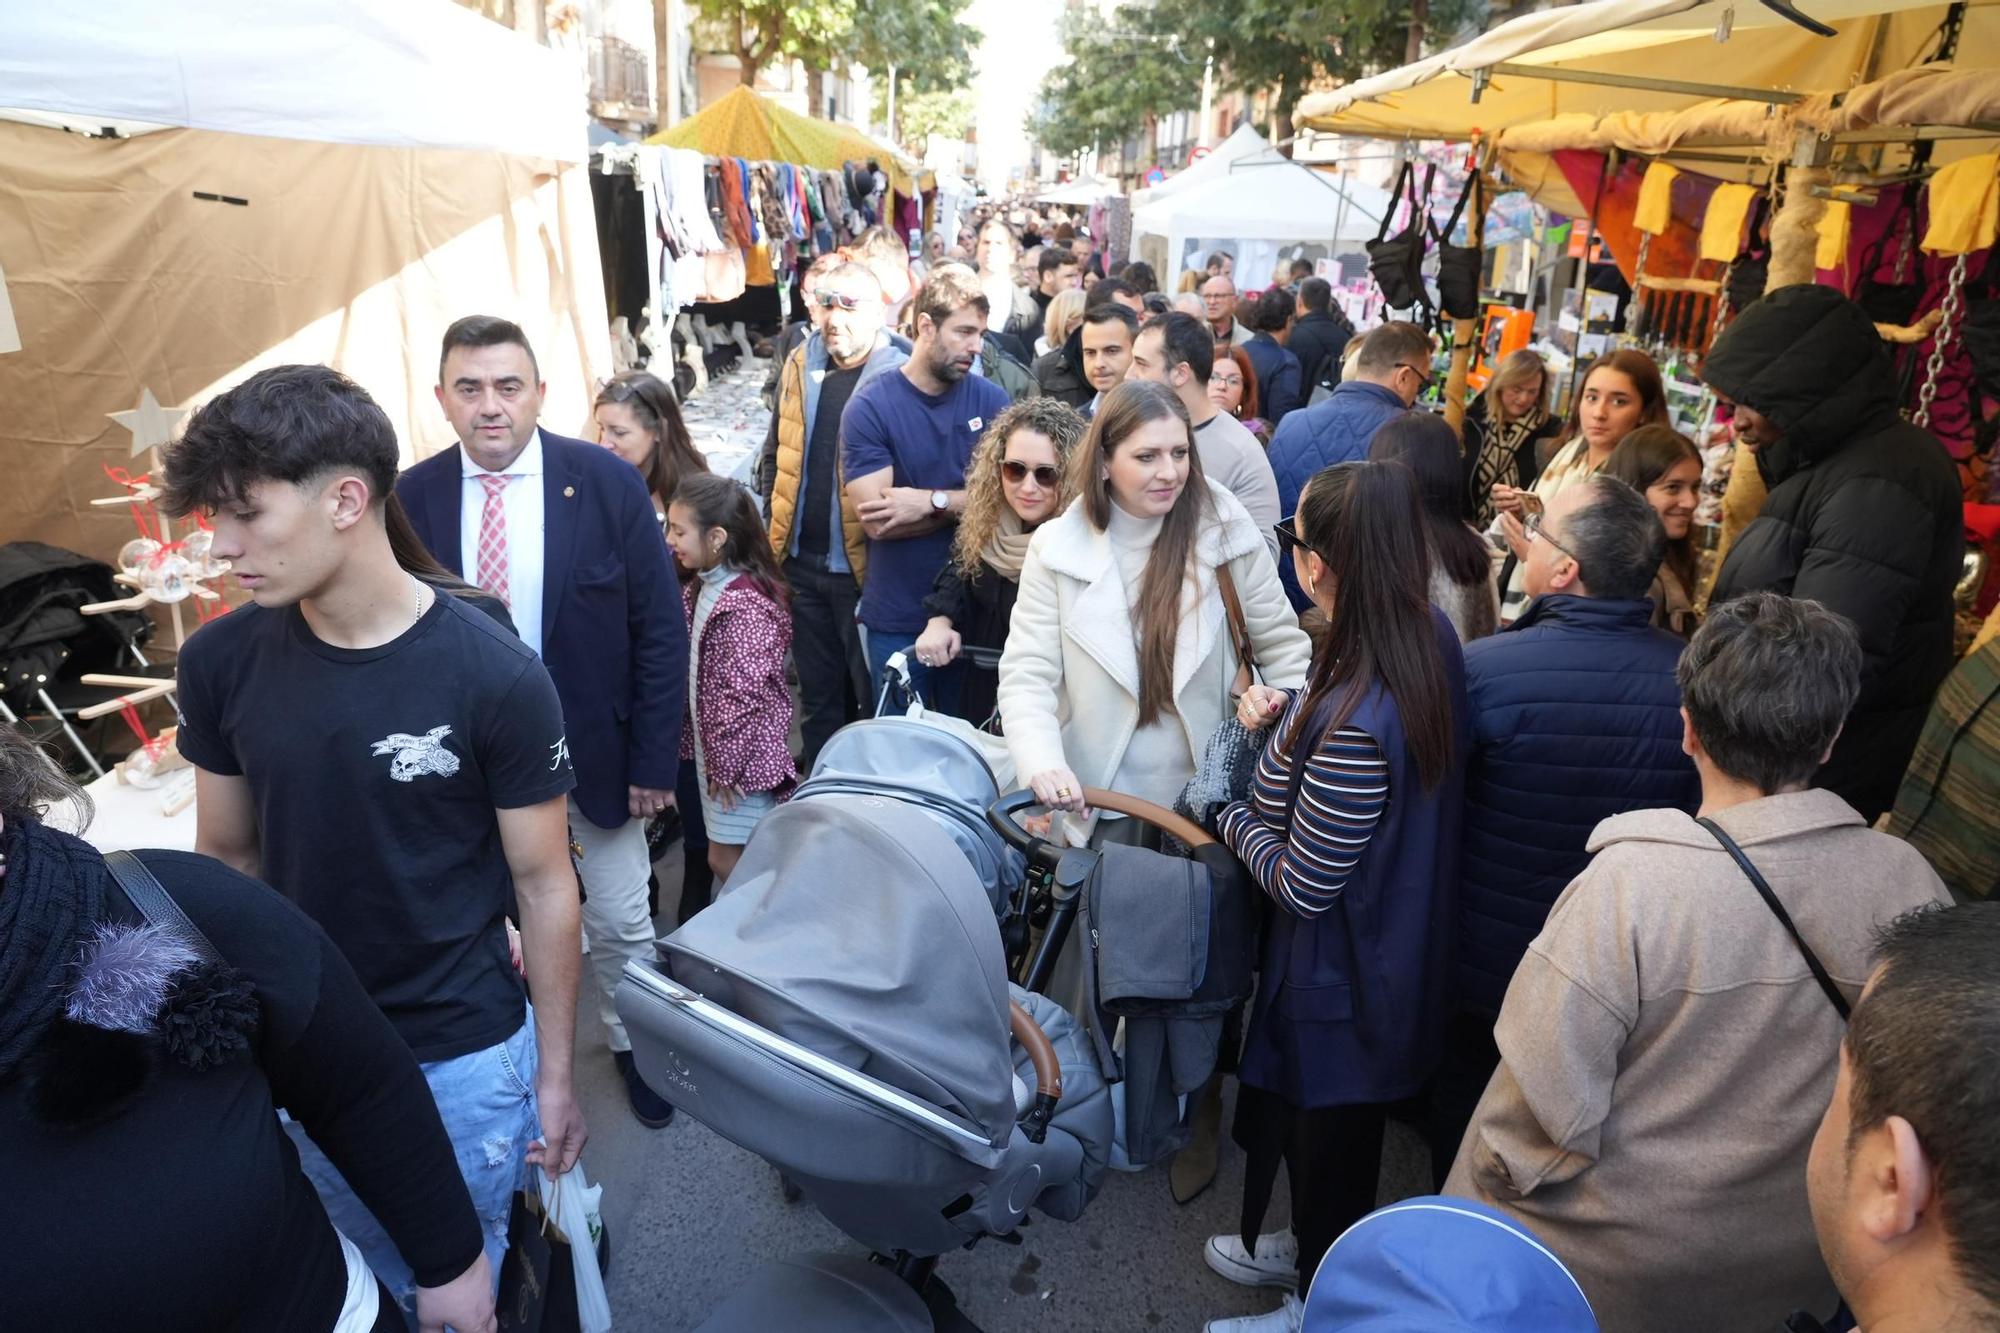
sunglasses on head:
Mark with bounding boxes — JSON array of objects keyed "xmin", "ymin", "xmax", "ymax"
[
  {"xmin": 1002, "ymin": 460, "xmax": 1061, "ymax": 486},
  {"xmin": 815, "ymin": 291, "xmax": 865, "ymax": 311}
]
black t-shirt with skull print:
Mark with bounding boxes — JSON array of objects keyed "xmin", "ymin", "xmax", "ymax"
[{"xmin": 177, "ymin": 590, "xmax": 575, "ymax": 1061}]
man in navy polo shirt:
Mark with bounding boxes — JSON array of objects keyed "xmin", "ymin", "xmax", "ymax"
[{"xmin": 842, "ymin": 262, "xmax": 1011, "ymax": 711}]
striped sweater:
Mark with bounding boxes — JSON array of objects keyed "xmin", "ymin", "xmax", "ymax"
[{"xmin": 1218, "ymin": 693, "xmax": 1389, "ymax": 917}]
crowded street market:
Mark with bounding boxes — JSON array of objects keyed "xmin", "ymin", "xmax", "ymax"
[{"xmin": 2, "ymin": 0, "xmax": 1998, "ymax": 1330}]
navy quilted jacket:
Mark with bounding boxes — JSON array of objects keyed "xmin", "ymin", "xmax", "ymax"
[{"xmin": 1455, "ymin": 594, "xmax": 1698, "ymax": 1016}]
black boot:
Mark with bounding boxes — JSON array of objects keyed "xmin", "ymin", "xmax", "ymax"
[{"xmin": 615, "ymin": 1050, "xmax": 675, "ymax": 1128}]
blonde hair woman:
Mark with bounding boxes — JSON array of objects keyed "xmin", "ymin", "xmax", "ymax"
[
  {"xmin": 914, "ymin": 398, "xmax": 1089, "ymax": 724},
  {"xmin": 999, "ymin": 379, "xmax": 1312, "ymax": 847},
  {"xmin": 1461, "ymin": 349, "xmax": 1557, "ymax": 528},
  {"xmin": 1037, "ymin": 287, "xmax": 1087, "ymax": 358}
]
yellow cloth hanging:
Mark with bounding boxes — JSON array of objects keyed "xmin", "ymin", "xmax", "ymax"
[
  {"xmin": 1922, "ymin": 152, "xmax": 2000, "ymax": 256},
  {"xmin": 1700, "ymin": 183, "xmax": 1759, "ymax": 262},
  {"xmin": 1635, "ymin": 161, "xmax": 1680, "ymax": 236},
  {"xmin": 1816, "ymin": 200, "xmax": 1851, "ymax": 272}
]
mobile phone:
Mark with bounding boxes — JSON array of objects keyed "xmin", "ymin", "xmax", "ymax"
[{"xmin": 1517, "ymin": 491, "xmax": 1545, "ymax": 520}]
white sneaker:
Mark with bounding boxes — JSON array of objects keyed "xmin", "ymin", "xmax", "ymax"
[
  {"xmin": 1204, "ymin": 1229, "xmax": 1298, "ymax": 1289},
  {"xmin": 1203, "ymin": 1292, "xmax": 1304, "ymax": 1333}
]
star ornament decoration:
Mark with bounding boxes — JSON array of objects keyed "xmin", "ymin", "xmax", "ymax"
[{"xmin": 110, "ymin": 388, "xmax": 188, "ymax": 458}]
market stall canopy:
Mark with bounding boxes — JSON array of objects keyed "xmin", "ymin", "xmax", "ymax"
[
  {"xmin": 1134, "ymin": 159, "xmax": 1393, "ymax": 288},
  {"xmin": 648, "ymin": 85, "xmax": 921, "ymax": 195},
  {"xmin": 1132, "ymin": 123, "xmax": 1276, "ymax": 209},
  {"xmin": 1296, "ymin": 0, "xmax": 2000, "ymax": 170},
  {"xmin": 0, "ymin": 0, "xmax": 588, "ymax": 162},
  {"xmin": 0, "ymin": 0, "xmax": 609, "ymax": 558}
]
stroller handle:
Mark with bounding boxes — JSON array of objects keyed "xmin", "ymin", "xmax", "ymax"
[
  {"xmin": 1008, "ymin": 999, "xmax": 1062, "ymax": 1144},
  {"xmin": 987, "ymin": 787, "xmax": 1217, "ymax": 866}
]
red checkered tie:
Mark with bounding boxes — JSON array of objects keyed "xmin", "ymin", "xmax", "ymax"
[{"xmin": 475, "ymin": 473, "xmax": 511, "ymax": 607}]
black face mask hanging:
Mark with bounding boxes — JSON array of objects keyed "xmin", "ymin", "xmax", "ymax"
[
  {"xmin": 1368, "ymin": 161, "xmax": 1436, "ymax": 320},
  {"xmin": 1432, "ymin": 169, "xmax": 1483, "ymax": 323}
]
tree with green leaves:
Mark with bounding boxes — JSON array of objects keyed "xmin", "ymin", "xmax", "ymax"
[
  {"xmin": 1028, "ymin": 13, "xmax": 1199, "ymax": 160},
  {"xmin": 1033, "ymin": 0, "xmax": 1480, "ymax": 155}
]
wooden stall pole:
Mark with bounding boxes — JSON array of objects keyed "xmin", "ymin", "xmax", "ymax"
[{"xmin": 1442, "ymin": 141, "xmax": 1492, "ymax": 439}]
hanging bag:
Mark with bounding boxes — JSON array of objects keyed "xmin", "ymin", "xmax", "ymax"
[
  {"xmin": 1367, "ymin": 161, "xmax": 1435, "ymax": 319},
  {"xmin": 1177, "ymin": 563, "xmax": 1268, "ymax": 826},
  {"xmin": 1854, "ymin": 185, "xmax": 1926, "ymax": 328},
  {"xmin": 1431, "ymin": 169, "xmax": 1483, "ymax": 323},
  {"xmin": 1696, "ymin": 817, "xmax": 1850, "ymax": 1020}
]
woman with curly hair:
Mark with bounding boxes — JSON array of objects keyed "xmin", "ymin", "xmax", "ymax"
[{"xmin": 915, "ymin": 398, "xmax": 1090, "ymax": 724}]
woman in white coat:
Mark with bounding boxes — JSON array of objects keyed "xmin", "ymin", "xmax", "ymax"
[{"xmin": 1000, "ymin": 378, "xmax": 1312, "ymax": 846}]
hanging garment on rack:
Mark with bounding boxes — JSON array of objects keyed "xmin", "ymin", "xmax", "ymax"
[{"xmin": 717, "ymin": 158, "xmax": 755, "ymax": 250}]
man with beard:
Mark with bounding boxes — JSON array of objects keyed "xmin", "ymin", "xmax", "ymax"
[
  {"xmin": 763, "ymin": 261, "xmax": 909, "ymax": 768},
  {"xmin": 843, "ymin": 263, "xmax": 1011, "ymax": 711}
]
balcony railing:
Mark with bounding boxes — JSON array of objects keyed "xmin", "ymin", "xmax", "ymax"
[{"xmin": 588, "ymin": 34, "xmax": 653, "ymax": 116}]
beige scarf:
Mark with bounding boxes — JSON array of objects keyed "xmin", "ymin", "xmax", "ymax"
[{"xmin": 980, "ymin": 510, "xmax": 1035, "ymax": 582}]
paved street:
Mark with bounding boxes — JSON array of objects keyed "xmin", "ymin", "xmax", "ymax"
[{"xmin": 571, "ymin": 847, "xmax": 1432, "ymax": 1332}]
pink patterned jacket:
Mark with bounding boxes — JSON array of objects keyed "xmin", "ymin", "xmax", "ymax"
[{"xmin": 681, "ymin": 574, "xmax": 798, "ymax": 798}]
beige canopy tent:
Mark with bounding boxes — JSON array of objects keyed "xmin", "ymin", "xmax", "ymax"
[
  {"xmin": 0, "ymin": 0, "xmax": 611, "ymax": 563},
  {"xmin": 1296, "ymin": 0, "xmax": 1999, "ymax": 552},
  {"xmin": 1298, "ymin": 0, "xmax": 2000, "ymax": 217}
]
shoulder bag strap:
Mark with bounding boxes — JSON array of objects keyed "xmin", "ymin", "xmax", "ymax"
[
  {"xmin": 1376, "ymin": 161, "xmax": 1416, "ymax": 243},
  {"xmin": 1431, "ymin": 167, "xmax": 1476, "ymax": 245},
  {"xmin": 1695, "ymin": 817, "xmax": 1850, "ymax": 1021},
  {"xmin": 1215, "ymin": 561, "xmax": 1257, "ymax": 682},
  {"xmin": 104, "ymin": 849, "xmax": 224, "ymax": 966}
]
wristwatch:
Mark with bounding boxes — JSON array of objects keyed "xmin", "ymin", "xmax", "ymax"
[{"xmin": 930, "ymin": 489, "xmax": 949, "ymax": 513}]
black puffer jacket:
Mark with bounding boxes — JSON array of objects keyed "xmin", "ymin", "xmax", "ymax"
[{"xmin": 1705, "ymin": 283, "xmax": 1963, "ymax": 821}]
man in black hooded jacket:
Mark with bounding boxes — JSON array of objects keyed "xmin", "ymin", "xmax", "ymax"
[{"xmin": 1703, "ymin": 283, "xmax": 1963, "ymax": 821}]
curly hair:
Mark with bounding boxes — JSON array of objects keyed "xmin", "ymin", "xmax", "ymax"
[{"xmin": 951, "ymin": 399, "xmax": 1088, "ymax": 577}]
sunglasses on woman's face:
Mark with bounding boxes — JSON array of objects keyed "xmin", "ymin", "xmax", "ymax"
[
  {"xmin": 1273, "ymin": 516, "xmax": 1304, "ymax": 560},
  {"xmin": 1002, "ymin": 460, "xmax": 1061, "ymax": 486}
]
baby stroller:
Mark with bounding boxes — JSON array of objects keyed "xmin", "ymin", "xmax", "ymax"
[{"xmin": 617, "ymin": 793, "xmax": 1114, "ymax": 1330}]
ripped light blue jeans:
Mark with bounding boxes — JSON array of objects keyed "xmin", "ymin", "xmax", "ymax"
[{"xmin": 286, "ymin": 1005, "xmax": 540, "ymax": 1323}]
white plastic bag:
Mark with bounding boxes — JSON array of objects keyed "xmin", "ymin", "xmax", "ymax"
[{"xmin": 535, "ymin": 1163, "xmax": 611, "ymax": 1333}]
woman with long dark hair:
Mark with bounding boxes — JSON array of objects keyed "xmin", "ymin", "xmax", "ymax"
[
  {"xmin": 999, "ymin": 379, "xmax": 1310, "ymax": 848},
  {"xmin": 594, "ymin": 370, "xmax": 708, "ymax": 520},
  {"xmin": 1603, "ymin": 425, "xmax": 1705, "ymax": 637},
  {"xmin": 1369, "ymin": 413, "xmax": 1499, "ymax": 641},
  {"xmin": 1493, "ymin": 348, "xmax": 1668, "ymax": 621},
  {"xmin": 0, "ymin": 729, "xmax": 497, "ymax": 1333},
  {"xmin": 1200, "ymin": 460, "xmax": 1469, "ymax": 1333},
  {"xmin": 595, "ymin": 369, "xmax": 715, "ymax": 925}
]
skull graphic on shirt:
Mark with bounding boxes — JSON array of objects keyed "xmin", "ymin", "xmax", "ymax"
[{"xmin": 370, "ymin": 725, "xmax": 462, "ymax": 782}]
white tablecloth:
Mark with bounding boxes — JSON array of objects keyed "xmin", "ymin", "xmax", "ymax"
[{"xmin": 48, "ymin": 768, "xmax": 199, "ymax": 853}]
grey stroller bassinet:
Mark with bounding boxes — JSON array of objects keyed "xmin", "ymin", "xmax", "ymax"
[{"xmin": 616, "ymin": 793, "xmax": 1112, "ymax": 1331}]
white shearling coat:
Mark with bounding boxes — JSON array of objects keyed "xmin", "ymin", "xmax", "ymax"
[{"xmin": 999, "ymin": 479, "xmax": 1312, "ymax": 841}]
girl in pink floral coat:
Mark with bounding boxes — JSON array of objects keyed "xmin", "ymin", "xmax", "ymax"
[{"xmin": 667, "ymin": 474, "xmax": 798, "ymax": 884}]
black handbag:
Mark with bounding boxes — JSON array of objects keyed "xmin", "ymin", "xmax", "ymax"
[
  {"xmin": 1726, "ymin": 194, "xmax": 1774, "ymax": 315},
  {"xmin": 1854, "ymin": 186, "xmax": 1925, "ymax": 328},
  {"xmin": 1431, "ymin": 170, "xmax": 1483, "ymax": 322},
  {"xmin": 1368, "ymin": 161, "xmax": 1435, "ymax": 319},
  {"xmin": 1696, "ymin": 817, "xmax": 1850, "ymax": 1020}
]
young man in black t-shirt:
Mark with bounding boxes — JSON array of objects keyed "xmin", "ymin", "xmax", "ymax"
[{"xmin": 163, "ymin": 364, "xmax": 585, "ymax": 1316}]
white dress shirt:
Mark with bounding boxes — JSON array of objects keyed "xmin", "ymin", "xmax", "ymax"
[{"xmin": 460, "ymin": 429, "xmax": 547, "ymax": 657}]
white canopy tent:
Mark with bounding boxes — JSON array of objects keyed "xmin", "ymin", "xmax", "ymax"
[
  {"xmin": 0, "ymin": 0, "xmax": 610, "ymax": 560},
  {"xmin": 1035, "ymin": 175, "xmax": 1121, "ymax": 206},
  {"xmin": 1131, "ymin": 123, "xmax": 1277, "ymax": 210},
  {"xmin": 1133, "ymin": 160, "xmax": 1394, "ymax": 291}
]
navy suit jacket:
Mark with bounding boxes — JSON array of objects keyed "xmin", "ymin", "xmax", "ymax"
[{"xmin": 396, "ymin": 431, "xmax": 687, "ymax": 830}]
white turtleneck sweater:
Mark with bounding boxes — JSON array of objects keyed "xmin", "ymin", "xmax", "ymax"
[{"xmin": 1104, "ymin": 500, "xmax": 1196, "ymax": 812}]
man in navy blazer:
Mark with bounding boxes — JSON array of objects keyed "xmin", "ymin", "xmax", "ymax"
[{"xmin": 399, "ymin": 316, "xmax": 686, "ymax": 1129}]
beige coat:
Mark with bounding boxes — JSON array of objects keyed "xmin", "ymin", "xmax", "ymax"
[
  {"xmin": 998, "ymin": 479, "xmax": 1311, "ymax": 842},
  {"xmin": 1446, "ymin": 790, "xmax": 1949, "ymax": 1333}
]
